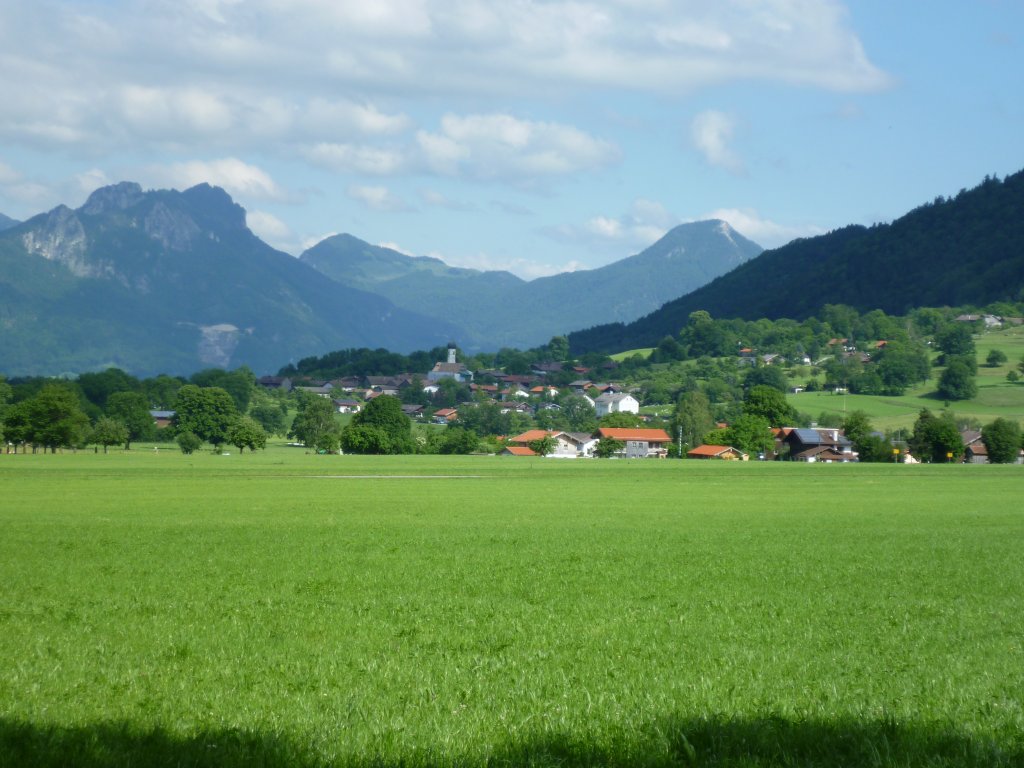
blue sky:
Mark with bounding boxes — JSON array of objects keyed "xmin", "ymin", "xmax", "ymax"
[{"xmin": 1, "ymin": 0, "xmax": 1021, "ymax": 278}]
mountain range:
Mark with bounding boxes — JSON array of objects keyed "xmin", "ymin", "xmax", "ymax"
[
  {"xmin": 299, "ymin": 220, "xmax": 761, "ymax": 351},
  {"xmin": 0, "ymin": 183, "xmax": 756, "ymax": 376},
  {"xmin": 0, "ymin": 183, "xmax": 463, "ymax": 376},
  {"xmin": 568, "ymin": 170, "xmax": 1024, "ymax": 353}
]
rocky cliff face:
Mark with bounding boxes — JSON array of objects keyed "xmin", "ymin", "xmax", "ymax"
[{"xmin": 21, "ymin": 205, "xmax": 112, "ymax": 279}]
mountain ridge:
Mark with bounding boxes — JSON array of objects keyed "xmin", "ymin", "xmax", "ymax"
[
  {"xmin": 300, "ymin": 220, "xmax": 762, "ymax": 350},
  {"xmin": 0, "ymin": 183, "xmax": 464, "ymax": 376}
]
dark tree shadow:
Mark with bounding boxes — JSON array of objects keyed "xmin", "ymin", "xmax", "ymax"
[{"xmin": 1, "ymin": 712, "xmax": 1020, "ymax": 767}]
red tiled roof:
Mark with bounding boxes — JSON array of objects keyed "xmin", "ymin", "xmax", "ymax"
[
  {"xmin": 503, "ymin": 446, "xmax": 537, "ymax": 456},
  {"xmin": 598, "ymin": 428, "xmax": 671, "ymax": 443},
  {"xmin": 509, "ymin": 429, "xmax": 558, "ymax": 444},
  {"xmin": 687, "ymin": 444, "xmax": 736, "ymax": 458}
]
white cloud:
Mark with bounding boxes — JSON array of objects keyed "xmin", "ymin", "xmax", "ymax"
[
  {"xmin": 246, "ymin": 209, "xmax": 291, "ymax": 240},
  {"xmin": 346, "ymin": 184, "xmax": 410, "ymax": 212},
  {"xmin": 304, "ymin": 99, "xmax": 410, "ymax": 137},
  {"xmin": 0, "ymin": 1, "xmax": 889, "ymax": 158},
  {"xmin": 419, "ymin": 188, "xmax": 474, "ymax": 211},
  {"xmin": 416, "ymin": 113, "xmax": 620, "ymax": 181},
  {"xmin": 697, "ymin": 207, "xmax": 825, "ymax": 248},
  {"xmin": 146, "ymin": 158, "xmax": 287, "ymax": 200},
  {"xmin": 303, "ymin": 143, "xmax": 407, "ymax": 175},
  {"xmin": 552, "ymin": 197, "xmax": 677, "ymax": 253},
  {"xmin": 691, "ymin": 110, "xmax": 743, "ymax": 173},
  {"xmin": 301, "ymin": 231, "xmax": 339, "ymax": 251},
  {"xmin": 377, "ymin": 241, "xmax": 416, "ymax": 256},
  {"xmin": 436, "ymin": 249, "xmax": 586, "ymax": 280}
]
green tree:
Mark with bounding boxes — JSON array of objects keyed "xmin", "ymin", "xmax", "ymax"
[
  {"xmin": 226, "ymin": 416, "xmax": 268, "ymax": 453},
  {"xmin": 249, "ymin": 398, "xmax": 290, "ymax": 436},
  {"xmin": 349, "ymin": 395, "xmax": 413, "ymax": 453},
  {"xmin": 718, "ymin": 414, "xmax": 774, "ymax": 456},
  {"xmin": 743, "ymin": 385, "xmax": 797, "ymax": 427},
  {"xmin": 600, "ymin": 411, "xmax": 643, "ymax": 428},
  {"xmin": 874, "ymin": 341, "xmax": 931, "ymax": 394},
  {"xmin": 841, "ymin": 410, "xmax": 874, "ymax": 447},
  {"xmin": 77, "ymin": 368, "xmax": 140, "ymax": 411},
  {"xmin": 88, "ymin": 416, "xmax": 129, "ymax": 453},
  {"xmin": 841, "ymin": 410, "xmax": 892, "ymax": 462},
  {"xmin": 290, "ymin": 397, "xmax": 342, "ymax": 452},
  {"xmin": 937, "ymin": 357, "xmax": 978, "ymax": 401},
  {"xmin": 671, "ymin": 390, "xmax": 715, "ymax": 451},
  {"xmin": 527, "ymin": 434, "xmax": 556, "ymax": 457},
  {"xmin": 934, "ymin": 323, "xmax": 976, "ymax": 359},
  {"xmin": 986, "ymin": 349, "xmax": 1008, "ymax": 367},
  {"xmin": 106, "ymin": 391, "xmax": 155, "ymax": 449},
  {"xmin": 744, "ymin": 365, "xmax": 788, "ymax": 393},
  {"xmin": 340, "ymin": 424, "xmax": 390, "ymax": 454},
  {"xmin": 594, "ymin": 437, "xmax": 624, "ymax": 458},
  {"xmin": 190, "ymin": 367, "xmax": 257, "ymax": 412},
  {"xmin": 176, "ymin": 431, "xmax": 202, "ymax": 454},
  {"xmin": 561, "ymin": 395, "xmax": 597, "ymax": 432},
  {"xmin": 142, "ymin": 374, "xmax": 184, "ymax": 409},
  {"xmin": 438, "ymin": 427, "xmax": 480, "ymax": 455},
  {"xmin": 0, "ymin": 376, "xmax": 11, "ymax": 444},
  {"xmin": 980, "ymin": 418, "xmax": 1022, "ymax": 464},
  {"xmin": 18, "ymin": 384, "xmax": 91, "ymax": 452},
  {"xmin": 172, "ymin": 385, "xmax": 238, "ymax": 449},
  {"xmin": 909, "ymin": 409, "xmax": 963, "ymax": 463}
]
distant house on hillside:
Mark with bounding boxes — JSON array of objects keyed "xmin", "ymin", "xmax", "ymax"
[
  {"xmin": 594, "ymin": 392, "xmax": 639, "ymax": 417},
  {"xmin": 257, "ymin": 376, "xmax": 292, "ymax": 392}
]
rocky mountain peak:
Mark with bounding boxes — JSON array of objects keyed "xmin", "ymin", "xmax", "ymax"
[{"xmin": 81, "ymin": 181, "xmax": 145, "ymax": 215}]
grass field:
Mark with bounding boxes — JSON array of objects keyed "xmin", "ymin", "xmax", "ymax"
[
  {"xmin": 789, "ymin": 326, "xmax": 1024, "ymax": 431},
  {"xmin": 1, "ymin": 449, "xmax": 1022, "ymax": 766}
]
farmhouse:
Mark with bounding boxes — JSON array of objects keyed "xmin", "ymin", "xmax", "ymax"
[{"xmin": 597, "ymin": 427, "xmax": 671, "ymax": 458}]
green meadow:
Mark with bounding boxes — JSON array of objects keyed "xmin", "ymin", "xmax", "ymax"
[
  {"xmin": 1, "ymin": 450, "xmax": 1022, "ymax": 766},
  {"xmin": 789, "ymin": 326, "xmax": 1024, "ymax": 431}
]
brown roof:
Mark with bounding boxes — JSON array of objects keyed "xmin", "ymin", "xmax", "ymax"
[
  {"xmin": 687, "ymin": 444, "xmax": 740, "ymax": 458},
  {"xmin": 509, "ymin": 429, "xmax": 559, "ymax": 444},
  {"xmin": 598, "ymin": 428, "xmax": 671, "ymax": 443},
  {"xmin": 502, "ymin": 446, "xmax": 537, "ymax": 456}
]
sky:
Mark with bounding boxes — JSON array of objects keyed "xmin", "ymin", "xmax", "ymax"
[{"xmin": 0, "ymin": 0, "xmax": 1021, "ymax": 279}]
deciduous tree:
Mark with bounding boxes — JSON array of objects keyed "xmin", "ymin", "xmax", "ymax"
[
  {"xmin": 172, "ymin": 385, "xmax": 238, "ymax": 449},
  {"xmin": 89, "ymin": 417, "xmax": 129, "ymax": 453},
  {"xmin": 909, "ymin": 409, "xmax": 963, "ymax": 463},
  {"xmin": 106, "ymin": 391, "xmax": 155, "ymax": 449},
  {"xmin": 937, "ymin": 357, "xmax": 978, "ymax": 401},
  {"xmin": 226, "ymin": 416, "xmax": 267, "ymax": 453},
  {"xmin": 981, "ymin": 418, "xmax": 1022, "ymax": 464},
  {"xmin": 290, "ymin": 396, "xmax": 342, "ymax": 452}
]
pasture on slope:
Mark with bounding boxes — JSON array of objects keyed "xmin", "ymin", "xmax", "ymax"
[{"xmin": 1, "ymin": 451, "xmax": 1021, "ymax": 766}]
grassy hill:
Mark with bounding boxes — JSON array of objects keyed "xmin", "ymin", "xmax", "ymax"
[{"xmin": 789, "ymin": 325, "xmax": 1024, "ymax": 430}]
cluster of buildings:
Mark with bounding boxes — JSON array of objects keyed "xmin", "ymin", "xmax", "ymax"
[{"xmin": 258, "ymin": 344, "xmax": 641, "ymax": 425}]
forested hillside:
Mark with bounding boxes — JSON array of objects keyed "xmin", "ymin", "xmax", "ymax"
[{"xmin": 569, "ymin": 171, "xmax": 1024, "ymax": 353}]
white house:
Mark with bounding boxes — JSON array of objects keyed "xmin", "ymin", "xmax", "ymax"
[{"xmin": 594, "ymin": 392, "xmax": 640, "ymax": 418}]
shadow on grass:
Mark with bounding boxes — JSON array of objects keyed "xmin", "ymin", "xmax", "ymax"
[{"xmin": 1, "ymin": 713, "xmax": 1020, "ymax": 767}]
